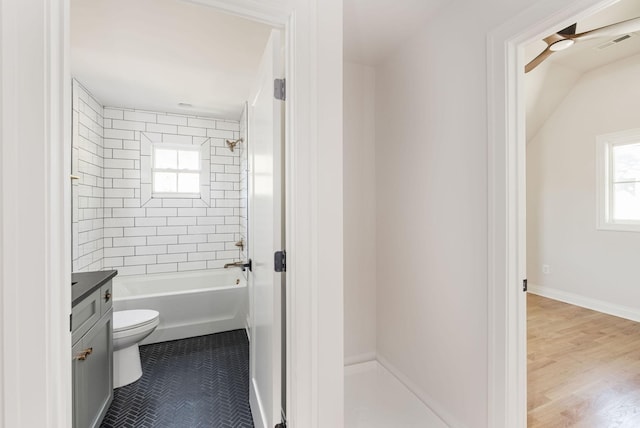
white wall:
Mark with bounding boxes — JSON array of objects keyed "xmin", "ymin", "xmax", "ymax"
[
  {"xmin": 372, "ymin": 1, "xmax": 535, "ymax": 427},
  {"xmin": 343, "ymin": 61, "xmax": 376, "ymax": 365},
  {"xmin": 527, "ymin": 54, "xmax": 640, "ymax": 316},
  {"xmin": 1, "ymin": 0, "xmax": 72, "ymax": 426}
]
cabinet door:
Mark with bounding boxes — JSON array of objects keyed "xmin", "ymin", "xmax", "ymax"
[
  {"xmin": 73, "ymin": 310, "xmax": 113, "ymax": 428},
  {"xmin": 72, "ymin": 339, "xmax": 88, "ymax": 428},
  {"xmin": 84, "ymin": 310, "xmax": 113, "ymax": 428}
]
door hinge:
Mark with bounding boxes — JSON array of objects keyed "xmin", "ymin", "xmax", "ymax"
[
  {"xmin": 69, "ymin": 313, "xmax": 73, "ymax": 331},
  {"xmin": 274, "ymin": 78, "xmax": 286, "ymax": 101},
  {"xmin": 523, "ymin": 278, "xmax": 528, "ymax": 292},
  {"xmin": 274, "ymin": 250, "xmax": 286, "ymax": 272}
]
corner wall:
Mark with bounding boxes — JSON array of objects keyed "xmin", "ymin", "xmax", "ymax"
[
  {"xmin": 527, "ymin": 54, "xmax": 640, "ymax": 316},
  {"xmin": 370, "ymin": 1, "xmax": 540, "ymax": 426},
  {"xmin": 343, "ymin": 61, "xmax": 376, "ymax": 364}
]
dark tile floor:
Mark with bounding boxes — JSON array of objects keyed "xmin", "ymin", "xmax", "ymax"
[{"xmin": 101, "ymin": 329, "xmax": 254, "ymax": 428}]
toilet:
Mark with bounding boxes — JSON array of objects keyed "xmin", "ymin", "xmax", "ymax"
[{"xmin": 113, "ymin": 309, "xmax": 160, "ymax": 388}]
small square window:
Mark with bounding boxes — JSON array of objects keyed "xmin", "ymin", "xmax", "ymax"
[
  {"xmin": 152, "ymin": 144, "xmax": 201, "ymax": 196},
  {"xmin": 153, "ymin": 172, "xmax": 177, "ymax": 193},
  {"xmin": 154, "ymin": 149, "xmax": 178, "ymax": 169},
  {"xmin": 178, "ymin": 172, "xmax": 200, "ymax": 193}
]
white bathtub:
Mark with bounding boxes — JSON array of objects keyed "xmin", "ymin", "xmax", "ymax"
[{"xmin": 112, "ymin": 269, "xmax": 247, "ymax": 345}]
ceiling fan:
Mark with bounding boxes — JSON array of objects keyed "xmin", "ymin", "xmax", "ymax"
[{"xmin": 525, "ymin": 16, "xmax": 640, "ymax": 73}]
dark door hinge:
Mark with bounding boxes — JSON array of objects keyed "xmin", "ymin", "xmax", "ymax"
[
  {"xmin": 523, "ymin": 278, "xmax": 528, "ymax": 292},
  {"xmin": 274, "ymin": 250, "xmax": 286, "ymax": 272},
  {"xmin": 274, "ymin": 78, "xmax": 286, "ymax": 101},
  {"xmin": 70, "ymin": 313, "xmax": 73, "ymax": 331}
]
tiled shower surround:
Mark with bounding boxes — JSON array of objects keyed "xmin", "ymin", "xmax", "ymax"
[
  {"xmin": 72, "ymin": 80, "xmax": 245, "ymax": 276},
  {"xmin": 72, "ymin": 81, "xmax": 105, "ymax": 272}
]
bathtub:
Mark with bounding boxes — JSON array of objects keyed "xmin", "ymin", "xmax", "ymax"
[{"xmin": 112, "ymin": 269, "xmax": 247, "ymax": 345}]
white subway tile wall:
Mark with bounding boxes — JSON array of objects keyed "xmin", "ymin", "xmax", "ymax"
[
  {"xmin": 72, "ymin": 81, "xmax": 105, "ymax": 272},
  {"xmin": 71, "ymin": 79, "xmax": 244, "ymax": 275}
]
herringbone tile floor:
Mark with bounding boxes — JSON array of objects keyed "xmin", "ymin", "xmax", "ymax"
[{"xmin": 101, "ymin": 329, "xmax": 254, "ymax": 428}]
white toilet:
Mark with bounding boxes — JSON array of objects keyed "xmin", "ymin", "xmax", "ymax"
[{"xmin": 113, "ymin": 309, "xmax": 160, "ymax": 388}]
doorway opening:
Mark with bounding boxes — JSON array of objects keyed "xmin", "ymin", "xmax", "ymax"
[
  {"xmin": 69, "ymin": 1, "xmax": 286, "ymax": 427},
  {"xmin": 488, "ymin": 0, "xmax": 640, "ymax": 426},
  {"xmin": 524, "ymin": 0, "xmax": 640, "ymax": 425}
]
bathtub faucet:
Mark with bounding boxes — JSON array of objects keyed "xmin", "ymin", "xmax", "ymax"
[{"xmin": 224, "ymin": 259, "xmax": 252, "ymax": 272}]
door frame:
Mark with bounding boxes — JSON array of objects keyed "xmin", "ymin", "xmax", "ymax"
[
  {"xmin": 0, "ymin": 0, "xmax": 343, "ymax": 427},
  {"xmin": 487, "ymin": 0, "xmax": 620, "ymax": 426}
]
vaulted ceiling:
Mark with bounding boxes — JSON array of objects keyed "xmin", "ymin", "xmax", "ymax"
[{"xmin": 526, "ymin": 0, "xmax": 640, "ymax": 140}]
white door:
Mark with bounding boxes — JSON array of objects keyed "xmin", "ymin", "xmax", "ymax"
[{"xmin": 248, "ymin": 29, "xmax": 284, "ymax": 428}]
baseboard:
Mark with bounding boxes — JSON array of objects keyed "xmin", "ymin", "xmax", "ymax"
[
  {"xmin": 344, "ymin": 351, "xmax": 376, "ymax": 367},
  {"xmin": 528, "ymin": 284, "xmax": 640, "ymax": 322},
  {"xmin": 376, "ymin": 354, "xmax": 466, "ymax": 428},
  {"xmin": 250, "ymin": 378, "xmax": 267, "ymax": 428},
  {"xmin": 344, "ymin": 360, "xmax": 378, "ymax": 376}
]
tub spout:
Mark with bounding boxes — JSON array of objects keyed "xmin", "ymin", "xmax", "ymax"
[{"xmin": 224, "ymin": 259, "xmax": 252, "ymax": 272}]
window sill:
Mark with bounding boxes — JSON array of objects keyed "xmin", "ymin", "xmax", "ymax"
[
  {"xmin": 152, "ymin": 193, "xmax": 201, "ymax": 199},
  {"xmin": 597, "ymin": 221, "xmax": 640, "ymax": 233}
]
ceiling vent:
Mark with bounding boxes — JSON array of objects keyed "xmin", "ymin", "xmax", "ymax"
[{"xmin": 595, "ymin": 33, "xmax": 633, "ymax": 50}]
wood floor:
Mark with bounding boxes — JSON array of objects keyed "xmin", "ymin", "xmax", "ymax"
[{"xmin": 528, "ymin": 294, "xmax": 640, "ymax": 428}]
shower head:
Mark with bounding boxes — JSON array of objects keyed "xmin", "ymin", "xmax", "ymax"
[{"xmin": 226, "ymin": 138, "xmax": 243, "ymax": 152}]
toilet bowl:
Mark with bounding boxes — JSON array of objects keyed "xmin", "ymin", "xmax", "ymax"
[{"xmin": 113, "ymin": 309, "xmax": 160, "ymax": 388}]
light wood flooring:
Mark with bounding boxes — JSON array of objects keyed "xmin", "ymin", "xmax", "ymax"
[{"xmin": 528, "ymin": 294, "xmax": 640, "ymax": 428}]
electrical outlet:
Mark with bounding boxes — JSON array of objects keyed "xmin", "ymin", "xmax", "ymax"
[{"xmin": 542, "ymin": 264, "xmax": 550, "ymax": 275}]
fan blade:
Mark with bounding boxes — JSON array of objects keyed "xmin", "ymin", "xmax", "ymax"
[
  {"xmin": 569, "ymin": 17, "xmax": 640, "ymax": 42},
  {"xmin": 525, "ymin": 47, "xmax": 554, "ymax": 73},
  {"xmin": 558, "ymin": 23, "xmax": 577, "ymax": 36}
]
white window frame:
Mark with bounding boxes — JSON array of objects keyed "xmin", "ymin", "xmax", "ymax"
[
  {"xmin": 139, "ymin": 132, "xmax": 211, "ymax": 207},
  {"xmin": 151, "ymin": 143, "xmax": 202, "ymax": 198},
  {"xmin": 596, "ymin": 128, "xmax": 640, "ymax": 232}
]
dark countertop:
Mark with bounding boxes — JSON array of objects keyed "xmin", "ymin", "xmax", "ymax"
[{"xmin": 72, "ymin": 270, "xmax": 118, "ymax": 307}]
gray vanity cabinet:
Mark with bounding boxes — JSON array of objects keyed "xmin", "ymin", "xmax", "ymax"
[{"xmin": 72, "ymin": 280, "xmax": 114, "ymax": 428}]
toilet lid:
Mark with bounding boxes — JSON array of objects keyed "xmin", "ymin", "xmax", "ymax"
[{"xmin": 113, "ymin": 309, "xmax": 159, "ymax": 332}]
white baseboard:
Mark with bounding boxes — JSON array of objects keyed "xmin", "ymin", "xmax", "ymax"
[
  {"xmin": 528, "ymin": 284, "xmax": 640, "ymax": 322},
  {"xmin": 344, "ymin": 351, "xmax": 376, "ymax": 367},
  {"xmin": 344, "ymin": 360, "xmax": 378, "ymax": 376},
  {"xmin": 250, "ymin": 378, "xmax": 267, "ymax": 428},
  {"xmin": 376, "ymin": 354, "xmax": 464, "ymax": 428}
]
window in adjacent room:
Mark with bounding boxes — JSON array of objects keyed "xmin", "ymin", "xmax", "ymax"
[
  {"xmin": 152, "ymin": 144, "xmax": 201, "ymax": 196},
  {"xmin": 597, "ymin": 129, "xmax": 640, "ymax": 231}
]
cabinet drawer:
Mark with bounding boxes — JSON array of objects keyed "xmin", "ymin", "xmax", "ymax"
[
  {"xmin": 72, "ymin": 289, "xmax": 100, "ymax": 344},
  {"xmin": 100, "ymin": 281, "xmax": 113, "ymax": 316}
]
